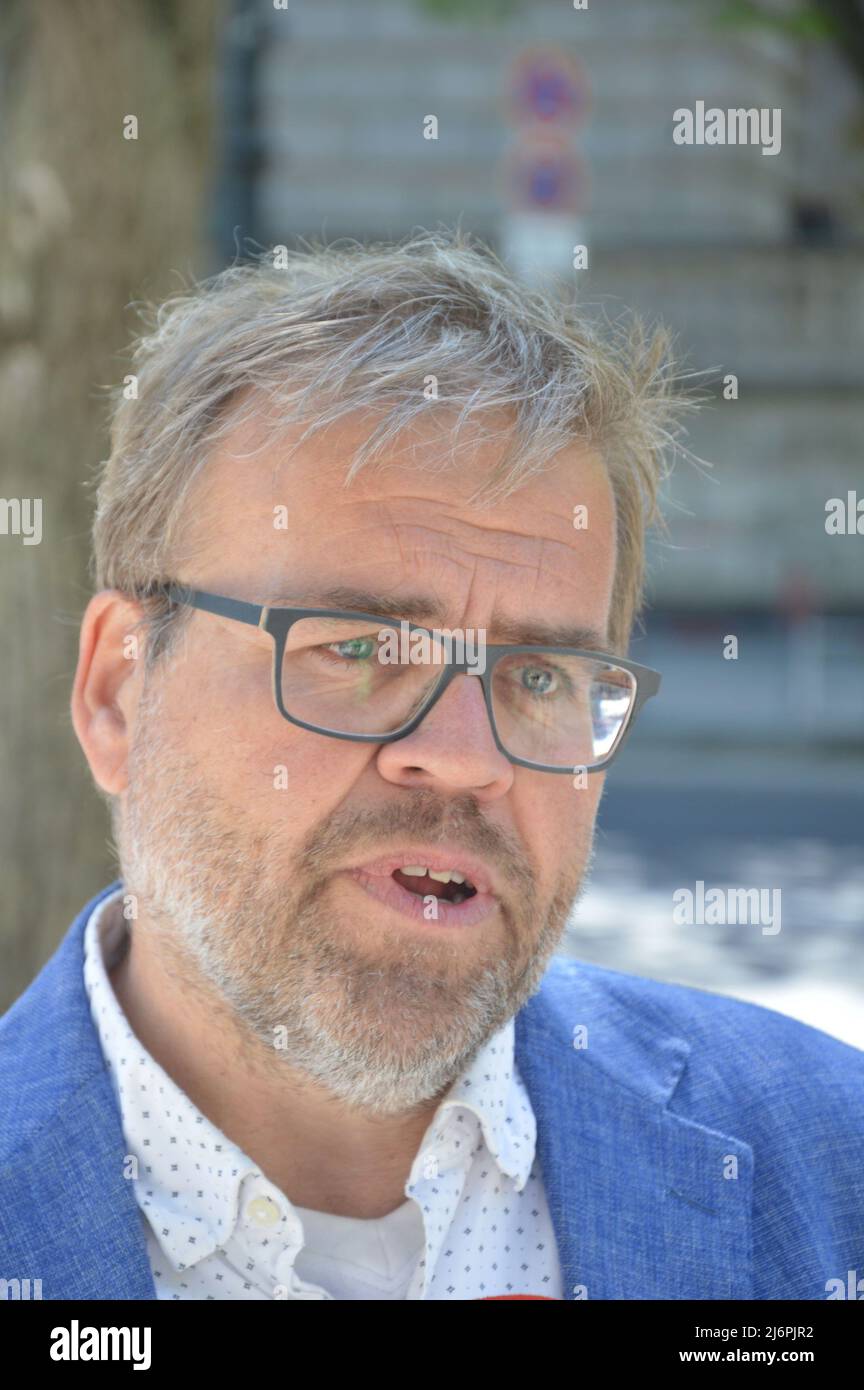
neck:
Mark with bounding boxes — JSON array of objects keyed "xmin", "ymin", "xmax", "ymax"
[{"xmin": 106, "ymin": 901, "xmax": 440, "ymax": 1218}]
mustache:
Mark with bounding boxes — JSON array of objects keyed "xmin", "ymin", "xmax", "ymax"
[{"xmin": 297, "ymin": 788, "xmax": 536, "ymax": 900}]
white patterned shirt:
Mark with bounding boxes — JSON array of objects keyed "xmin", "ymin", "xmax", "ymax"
[{"xmin": 83, "ymin": 886, "xmax": 562, "ymax": 1300}]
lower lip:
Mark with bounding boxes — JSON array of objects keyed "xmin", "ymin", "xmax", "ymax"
[{"xmin": 343, "ymin": 869, "xmax": 499, "ymax": 928}]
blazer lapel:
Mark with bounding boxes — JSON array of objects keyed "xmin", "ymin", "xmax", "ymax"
[
  {"xmin": 514, "ymin": 960, "xmax": 753, "ymax": 1300},
  {"xmin": 0, "ymin": 880, "xmax": 157, "ymax": 1300}
]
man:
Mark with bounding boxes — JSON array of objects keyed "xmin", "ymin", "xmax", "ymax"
[{"xmin": 1, "ymin": 231, "xmax": 861, "ymax": 1301}]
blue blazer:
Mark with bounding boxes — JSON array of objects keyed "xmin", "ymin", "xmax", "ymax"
[{"xmin": 2, "ymin": 879, "xmax": 862, "ymax": 1300}]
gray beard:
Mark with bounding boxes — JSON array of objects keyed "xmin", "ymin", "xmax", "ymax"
[{"xmin": 116, "ymin": 689, "xmax": 594, "ymax": 1117}]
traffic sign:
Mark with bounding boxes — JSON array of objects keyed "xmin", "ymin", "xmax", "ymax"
[
  {"xmin": 503, "ymin": 131, "xmax": 587, "ymax": 213},
  {"xmin": 508, "ymin": 48, "xmax": 590, "ymax": 128}
]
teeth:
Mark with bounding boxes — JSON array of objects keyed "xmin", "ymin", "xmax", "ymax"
[{"xmin": 398, "ymin": 865, "xmax": 470, "ymax": 886}]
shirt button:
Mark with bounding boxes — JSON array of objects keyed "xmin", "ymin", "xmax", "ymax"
[
  {"xmin": 246, "ymin": 1195, "xmax": 282, "ymax": 1228},
  {"xmin": 419, "ymin": 1150, "xmax": 440, "ymax": 1180}
]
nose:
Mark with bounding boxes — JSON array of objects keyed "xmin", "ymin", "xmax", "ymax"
[{"xmin": 375, "ymin": 671, "xmax": 514, "ymax": 797}]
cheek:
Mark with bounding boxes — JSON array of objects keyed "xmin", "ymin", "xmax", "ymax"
[
  {"xmin": 240, "ymin": 731, "xmax": 366, "ymax": 832},
  {"xmin": 164, "ymin": 648, "xmax": 366, "ymax": 825},
  {"xmin": 517, "ymin": 773, "xmax": 603, "ymax": 875},
  {"xmin": 258, "ymin": 738, "xmax": 362, "ymax": 829}
]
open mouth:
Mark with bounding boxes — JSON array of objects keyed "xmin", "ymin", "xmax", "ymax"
[{"xmin": 391, "ymin": 866, "xmax": 478, "ymax": 906}]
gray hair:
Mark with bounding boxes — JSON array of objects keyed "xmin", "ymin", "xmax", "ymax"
[{"xmin": 91, "ymin": 227, "xmax": 702, "ymax": 660}]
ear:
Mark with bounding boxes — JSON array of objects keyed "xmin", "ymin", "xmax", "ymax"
[{"xmin": 71, "ymin": 591, "xmax": 148, "ymax": 795}]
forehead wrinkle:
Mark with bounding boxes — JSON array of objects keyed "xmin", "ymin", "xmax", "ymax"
[
  {"xmin": 346, "ymin": 505, "xmax": 483, "ymax": 598},
  {"xmin": 384, "ymin": 496, "xmax": 410, "ymax": 584},
  {"xmin": 326, "ymin": 479, "xmax": 577, "ymax": 550},
  {"xmin": 384, "ymin": 516, "xmax": 554, "ymax": 572}
]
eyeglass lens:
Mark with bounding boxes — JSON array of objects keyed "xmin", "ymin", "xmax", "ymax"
[{"xmin": 276, "ymin": 617, "xmax": 636, "ymax": 769}]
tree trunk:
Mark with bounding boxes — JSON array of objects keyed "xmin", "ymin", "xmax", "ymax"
[{"xmin": 0, "ymin": 0, "xmax": 222, "ymax": 1008}]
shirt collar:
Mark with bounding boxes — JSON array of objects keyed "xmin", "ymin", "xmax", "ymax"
[
  {"xmin": 411, "ymin": 1018, "xmax": 536, "ymax": 1193},
  {"xmin": 83, "ymin": 888, "xmax": 257, "ymax": 1271},
  {"xmin": 83, "ymin": 886, "xmax": 536, "ymax": 1274}
]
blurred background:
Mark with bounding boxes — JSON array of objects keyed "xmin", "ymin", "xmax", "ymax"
[{"xmin": 1, "ymin": 0, "xmax": 862, "ymax": 1041}]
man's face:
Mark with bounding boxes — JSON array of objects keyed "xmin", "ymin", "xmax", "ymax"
[{"xmin": 115, "ymin": 407, "xmax": 618, "ymax": 1115}]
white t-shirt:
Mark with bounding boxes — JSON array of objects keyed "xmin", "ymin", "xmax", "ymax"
[{"xmin": 292, "ymin": 1198, "xmax": 425, "ymax": 1300}]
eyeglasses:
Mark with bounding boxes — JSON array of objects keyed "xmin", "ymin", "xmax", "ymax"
[{"xmin": 146, "ymin": 583, "xmax": 661, "ymax": 775}]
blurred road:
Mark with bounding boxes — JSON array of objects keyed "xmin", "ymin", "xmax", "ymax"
[{"xmin": 565, "ymin": 746, "xmax": 864, "ymax": 1051}]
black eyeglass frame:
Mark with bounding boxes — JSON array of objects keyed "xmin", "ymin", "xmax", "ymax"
[{"xmin": 150, "ymin": 582, "xmax": 662, "ymax": 775}]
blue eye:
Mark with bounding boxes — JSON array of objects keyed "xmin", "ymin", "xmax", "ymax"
[{"xmin": 521, "ymin": 665, "xmax": 559, "ymax": 696}]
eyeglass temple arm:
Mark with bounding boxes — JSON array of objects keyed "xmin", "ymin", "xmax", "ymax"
[{"xmin": 162, "ymin": 583, "xmax": 263, "ymax": 628}]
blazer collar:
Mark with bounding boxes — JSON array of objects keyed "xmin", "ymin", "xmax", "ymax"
[{"xmin": 514, "ymin": 958, "xmax": 753, "ymax": 1299}]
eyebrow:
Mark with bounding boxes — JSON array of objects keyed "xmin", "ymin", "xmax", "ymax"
[{"xmin": 267, "ymin": 585, "xmax": 609, "ymax": 651}]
